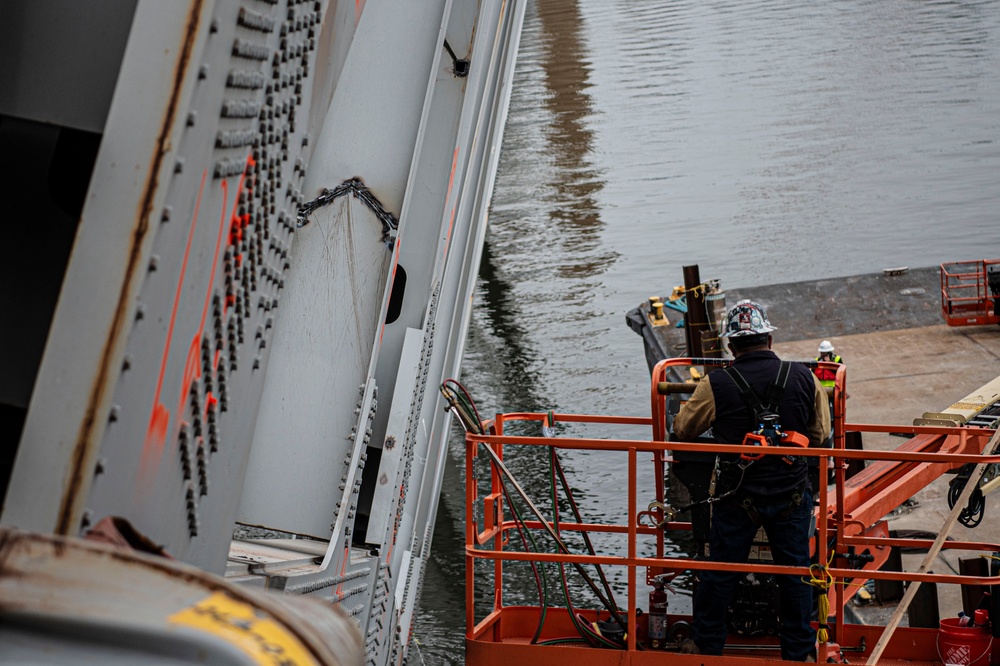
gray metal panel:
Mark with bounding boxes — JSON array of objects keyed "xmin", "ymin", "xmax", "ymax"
[
  {"xmin": 2, "ymin": 0, "xmax": 215, "ymax": 536},
  {"xmin": 4, "ymin": 0, "xmax": 337, "ymax": 573},
  {"xmin": 237, "ymin": 0, "xmax": 448, "ymax": 539},
  {"xmin": 365, "ymin": 17, "xmax": 466, "ymax": 462},
  {"xmin": 0, "ymin": 0, "xmax": 138, "ymax": 132},
  {"xmin": 366, "ymin": 327, "xmax": 424, "ymax": 543},
  {"xmin": 1, "ymin": 0, "xmax": 525, "ymax": 663},
  {"xmin": 388, "ymin": 2, "xmax": 527, "ymax": 651},
  {"xmin": 361, "ymin": 2, "xmax": 527, "ymax": 661},
  {"xmin": 235, "ymin": 196, "xmax": 389, "ymax": 539},
  {"xmin": 406, "ymin": 0, "xmax": 527, "ymax": 561},
  {"xmin": 84, "ymin": 0, "xmax": 329, "ymax": 569},
  {"xmin": 362, "ymin": 0, "xmax": 472, "ymax": 564}
]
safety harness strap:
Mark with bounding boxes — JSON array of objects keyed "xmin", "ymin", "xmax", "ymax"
[{"xmin": 722, "ymin": 361, "xmax": 791, "ymax": 421}]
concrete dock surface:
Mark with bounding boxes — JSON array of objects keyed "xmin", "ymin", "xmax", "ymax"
[
  {"xmin": 756, "ymin": 276, "xmax": 1000, "ymax": 625},
  {"xmin": 776, "ymin": 322, "xmax": 1000, "ymax": 626}
]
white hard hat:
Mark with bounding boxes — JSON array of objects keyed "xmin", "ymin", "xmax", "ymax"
[
  {"xmin": 818, "ymin": 340, "xmax": 835, "ymax": 353},
  {"xmin": 721, "ymin": 299, "xmax": 777, "ymax": 338}
]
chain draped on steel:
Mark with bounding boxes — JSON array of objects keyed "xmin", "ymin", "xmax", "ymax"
[{"xmin": 296, "ymin": 177, "xmax": 399, "ymax": 242}]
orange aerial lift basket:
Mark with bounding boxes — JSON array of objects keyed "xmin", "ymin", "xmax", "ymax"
[
  {"xmin": 454, "ymin": 360, "xmax": 1000, "ymax": 666},
  {"xmin": 940, "ymin": 259, "xmax": 1000, "ymax": 326}
]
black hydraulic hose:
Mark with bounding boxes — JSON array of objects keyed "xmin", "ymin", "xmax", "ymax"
[
  {"xmin": 440, "ymin": 381, "xmax": 627, "ymax": 632},
  {"xmin": 550, "ymin": 448, "xmax": 620, "ymax": 612},
  {"xmin": 549, "ymin": 450, "xmax": 624, "ymax": 649},
  {"xmin": 440, "ymin": 381, "xmax": 485, "ymax": 435},
  {"xmin": 474, "ymin": 435, "xmax": 627, "ymax": 631},
  {"xmin": 498, "ymin": 475, "xmax": 549, "ymax": 644}
]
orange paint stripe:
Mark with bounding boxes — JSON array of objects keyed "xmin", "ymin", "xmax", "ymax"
[
  {"xmin": 446, "ymin": 147, "xmax": 459, "ymax": 201},
  {"xmin": 201, "ymin": 156, "xmax": 251, "ymax": 331},
  {"xmin": 335, "ymin": 545, "xmax": 349, "ymax": 596},
  {"xmin": 442, "ymin": 148, "xmax": 460, "ymax": 259},
  {"xmin": 173, "ymin": 158, "xmax": 244, "ymax": 420},
  {"xmin": 144, "ymin": 168, "xmax": 207, "ymax": 451}
]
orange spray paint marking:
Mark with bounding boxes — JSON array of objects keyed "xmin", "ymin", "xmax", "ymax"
[
  {"xmin": 442, "ymin": 148, "xmax": 460, "ymax": 260},
  {"xmin": 179, "ymin": 335, "xmax": 203, "ymax": 410},
  {"xmin": 205, "ymin": 158, "xmax": 251, "ymax": 330},
  {"xmin": 141, "ymin": 169, "xmax": 208, "ymax": 480},
  {"xmin": 173, "ymin": 178, "xmax": 228, "ymax": 415},
  {"xmin": 177, "ymin": 157, "xmax": 251, "ymax": 415},
  {"xmin": 335, "ymin": 546, "xmax": 350, "ymax": 597},
  {"xmin": 141, "ymin": 154, "xmax": 253, "ymax": 483}
]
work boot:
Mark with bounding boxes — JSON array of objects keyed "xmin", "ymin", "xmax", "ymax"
[{"xmin": 679, "ymin": 639, "xmax": 700, "ymax": 654}]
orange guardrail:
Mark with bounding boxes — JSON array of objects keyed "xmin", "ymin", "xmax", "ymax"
[
  {"xmin": 464, "ymin": 359, "xmax": 1000, "ymax": 665},
  {"xmin": 940, "ymin": 259, "xmax": 1000, "ymax": 326}
]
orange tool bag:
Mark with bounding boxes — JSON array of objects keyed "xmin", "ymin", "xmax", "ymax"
[{"xmin": 723, "ymin": 361, "xmax": 809, "ymax": 464}]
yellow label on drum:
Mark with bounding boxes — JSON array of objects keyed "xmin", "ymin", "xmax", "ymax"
[{"xmin": 169, "ymin": 592, "xmax": 317, "ymax": 665}]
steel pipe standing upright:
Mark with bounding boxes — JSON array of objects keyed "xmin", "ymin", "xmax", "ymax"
[{"xmin": 683, "ymin": 264, "xmax": 708, "ymax": 358}]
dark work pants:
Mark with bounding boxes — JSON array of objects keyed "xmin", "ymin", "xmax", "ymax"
[
  {"xmin": 691, "ymin": 489, "xmax": 816, "ymax": 661},
  {"xmin": 671, "ymin": 460, "xmax": 713, "ymax": 554}
]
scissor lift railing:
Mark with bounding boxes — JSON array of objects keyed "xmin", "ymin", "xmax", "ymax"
[
  {"xmin": 940, "ymin": 259, "xmax": 1000, "ymax": 326},
  {"xmin": 465, "ymin": 359, "xmax": 1000, "ymax": 665}
]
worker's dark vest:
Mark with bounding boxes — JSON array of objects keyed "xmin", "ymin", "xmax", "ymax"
[{"xmin": 708, "ymin": 350, "xmax": 816, "ymax": 498}]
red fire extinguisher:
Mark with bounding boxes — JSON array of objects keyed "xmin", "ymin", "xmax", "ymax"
[{"xmin": 648, "ymin": 577, "xmax": 668, "ymax": 649}]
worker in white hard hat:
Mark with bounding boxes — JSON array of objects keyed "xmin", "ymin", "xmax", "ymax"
[
  {"xmin": 674, "ymin": 299, "xmax": 829, "ymax": 662},
  {"xmin": 813, "ymin": 341, "xmax": 843, "ymax": 390}
]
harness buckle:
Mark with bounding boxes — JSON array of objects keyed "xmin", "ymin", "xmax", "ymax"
[{"xmin": 740, "ymin": 432, "xmax": 770, "ymax": 460}]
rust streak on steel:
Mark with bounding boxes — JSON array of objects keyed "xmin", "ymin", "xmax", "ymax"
[{"xmin": 57, "ymin": 0, "xmax": 206, "ymax": 535}]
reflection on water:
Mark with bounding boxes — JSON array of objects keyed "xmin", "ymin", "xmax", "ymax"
[
  {"xmin": 536, "ymin": 0, "xmax": 613, "ymax": 278},
  {"xmin": 413, "ymin": 0, "xmax": 1000, "ymax": 662}
]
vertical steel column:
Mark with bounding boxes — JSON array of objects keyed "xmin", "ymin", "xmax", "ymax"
[{"xmin": 683, "ymin": 265, "xmax": 707, "ymax": 358}]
